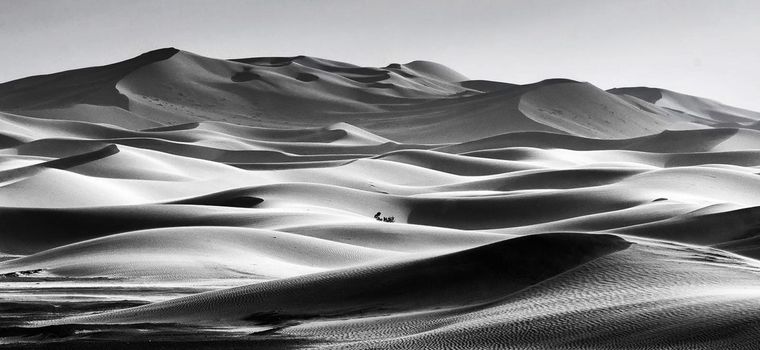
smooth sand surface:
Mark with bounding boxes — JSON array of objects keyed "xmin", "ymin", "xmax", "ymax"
[{"xmin": 2, "ymin": 49, "xmax": 760, "ymax": 349}]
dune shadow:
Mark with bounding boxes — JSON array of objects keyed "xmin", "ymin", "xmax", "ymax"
[
  {"xmin": 169, "ymin": 188, "xmax": 264, "ymax": 208},
  {"xmin": 231, "ymin": 67, "xmax": 263, "ymax": 83},
  {"xmin": 295, "ymin": 73, "xmax": 319, "ymax": 82}
]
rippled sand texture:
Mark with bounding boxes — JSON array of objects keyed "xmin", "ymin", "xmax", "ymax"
[{"xmin": 2, "ymin": 49, "xmax": 760, "ymax": 348}]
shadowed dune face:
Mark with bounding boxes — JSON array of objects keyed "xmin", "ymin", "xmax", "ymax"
[
  {"xmin": 230, "ymin": 67, "xmax": 262, "ymax": 82},
  {"xmin": 294, "ymin": 72, "xmax": 319, "ymax": 82},
  {"xmin": 3, "ymin": 49, "xmax": 760, "ymax": 348},
  {"xmin": 608, "ymin": 86, "xmax": 663, "ymax": 103}
]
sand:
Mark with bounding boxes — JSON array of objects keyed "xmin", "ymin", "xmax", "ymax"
[{"xmin": 2, "ymin": 48, "xmax": 760, "ymax": 349}]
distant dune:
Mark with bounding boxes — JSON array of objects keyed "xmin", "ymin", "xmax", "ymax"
[{"xmin": 2, "ymin": 48, "xmax": 760, "ymax": 349}]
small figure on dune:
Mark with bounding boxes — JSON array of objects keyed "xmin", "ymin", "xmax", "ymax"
[{"xmin": 374, "ymin": 211, "xmax": 395, "ymax": 223}]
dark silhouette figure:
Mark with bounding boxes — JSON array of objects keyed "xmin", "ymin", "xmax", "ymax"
[{"xmin": 374, "ymin": 212, "xmax": 395, "ymax": 223}]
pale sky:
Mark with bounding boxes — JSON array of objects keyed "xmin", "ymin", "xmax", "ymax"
[{"xmin": 1, "ymin": 0, "xmax": 758, "ymax": 110}]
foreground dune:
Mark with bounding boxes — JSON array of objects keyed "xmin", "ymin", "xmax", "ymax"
[
  {"xmin": 2, "ymin": 49, "xmax": 760, "ymax": 348},
  {"xmin": 284, "ymin": 239, "xmax": 760, "ymax": 349},
  {"xmin": 37, "ymin": 233, "xmax": 629, "ymax": 326}
]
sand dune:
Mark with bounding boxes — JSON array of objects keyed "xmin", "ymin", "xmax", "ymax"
[
  {"xmin": 0, "ymin": 226, "xmax": 400, "ymax": 280},
  {"xmin": 37, "ymin": 233, "xmax": 629, "ymax": 325},
  {"xmin": 284, "ymin": 239, "xmax": 760, "ymax": 349},
  {"xmin": 5, "ymin": 48, "xmax": 749, "ymax": 144},
  {"xmin": 2, "ymin": 49, "xmax": 760, "ymax": 348},
  {"xmin": 609, "ymin": 86, "xmax": 760, "ymax": 124}
]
